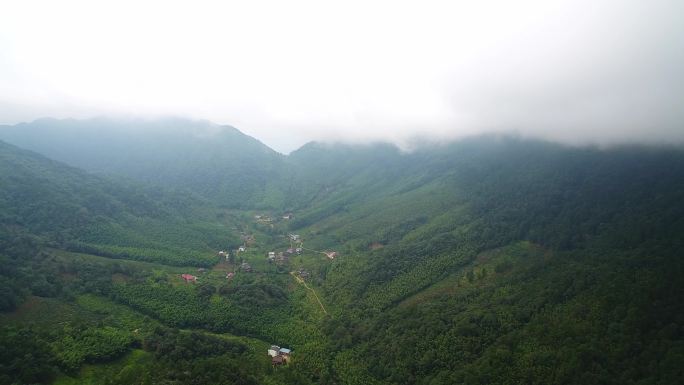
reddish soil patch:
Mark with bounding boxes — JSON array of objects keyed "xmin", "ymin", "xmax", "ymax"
[
  {"xmin": 111, "ymin": 273, "xmax": 130, "ymax": 283},
  {"xmin": 370, "ymin": 242, "xmax": 384, "ymax": 250},
  {"xmin": 212, "ymin": 260, "xmax": 234, "ymax": 272},
  {"xmin": 11, "ymin": 296, "xmax": 42, "ymax": 318},
  {"xmin": 475, "ymin": 250, "xmax": 497, "ymax": 265},
  {"xmin": 59, "ymin": 272, "xmax": 77, "ymax": 281}
]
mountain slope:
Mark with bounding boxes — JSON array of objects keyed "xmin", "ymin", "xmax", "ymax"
[
  {"xmin": 1, "ymin": 119, "xmax": 684, "ymax": 384},
  {"xmin": 0, "ymin": 139, "xmax": 237, "ymax": 266},
  {"xmin": 0, "ymin": 117, "xmax": 287, "ymax": 208},
  {"xmin": 0, "ymin": 139, "xmax": 318, "ymax": 385},
  {"xmin": 283, "ymin": 138, "xmax": 684, "ymax": 385}
]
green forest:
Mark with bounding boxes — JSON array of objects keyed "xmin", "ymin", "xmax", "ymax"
[{"xmin": 0, "ymin": 123, "xmax": 683, "ymax": 385}]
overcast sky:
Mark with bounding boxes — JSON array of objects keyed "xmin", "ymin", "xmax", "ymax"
[{"xmin": 1, "ymin": 0, "xmax": 683, "ymax": 153}]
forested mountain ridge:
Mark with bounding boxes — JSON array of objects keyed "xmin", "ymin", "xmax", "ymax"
[
  {"xmin": 0, "ymin": 139, "xmax": 237, "ymax": 267},
  {"xmin": 0, "ymin": 117, "xmax": 287, "ymax": 208},
  {"xmin": 287, "ymin": 137, "xmax": 684, "ymax": 253},
  {"xmin": 289, "ymin": 138, "xmax": 684, "ymax": 384},
  {"xmin": 1, "ymin": 119, "xmax": 684, "ymax": 385}
]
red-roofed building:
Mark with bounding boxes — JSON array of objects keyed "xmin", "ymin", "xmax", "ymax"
[
  {"xmin": 325, "ymin": 251, "xmax": 337, "ymax": 260},
  {"xmin": 181, "ymin": 274, "xmax": 197, "ymax": 283}
]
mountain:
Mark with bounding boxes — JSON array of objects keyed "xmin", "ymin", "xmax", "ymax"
[
  {"xmin": 290, "ymin": 137, "xmax": 684, "ymax": 247},
  {"xmin": 1, "ymin": 120, "xmax": 684, "ymax": 385},
  {"xmin": 287, "ymin": 138, "xmax": 684, "ymax": 384},
  {"xmin": 0, "ymin": 138, "xmax": 303, "ymax": 385},
  {"xmin": 0, "ymin": 139, "xmax": 238, "ymax": 267},
  {"xmin": 0, "ymin": 117, "xmax": 286, "ymax": 208}
]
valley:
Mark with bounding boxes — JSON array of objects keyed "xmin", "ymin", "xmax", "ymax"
[{"xmin": 0, "ymin": 119, "xmax": 683, "ymax": 385}]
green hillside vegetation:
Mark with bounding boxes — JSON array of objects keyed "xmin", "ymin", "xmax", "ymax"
[
  {"xmin": 1, "ymin": 123, "xmax": 683, "ymax": 385},
  {"xmin": 0, "ymin": 234, "xmax": 321, "ymax": 385},
  {"xmin": 0, "ymin": 140, "xmax": 238, "ymax": 267},
  {"xmin": 287, "ymin": 139, "xmax": 684, "ymax": 384},
  {"xmin": 0, "ymin": 118, "xmax": 287, "ymax": 208}
]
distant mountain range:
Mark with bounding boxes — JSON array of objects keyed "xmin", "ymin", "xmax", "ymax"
[
  {"xmin": 0, "ymin": 117, "xmax": 286, "ymax": 208},
  {"xmin": 3, "ymin": 117, "xmax": 684, "ymax": 249}
]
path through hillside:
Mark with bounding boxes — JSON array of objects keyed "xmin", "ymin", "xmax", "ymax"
[{"xmin": 290, "ymin": 271, "xmax": 328, "ymax": 315}]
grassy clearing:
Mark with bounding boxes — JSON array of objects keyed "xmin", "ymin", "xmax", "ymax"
[
  {"xmin": 75, "ymin": 294, "xmax": 161, "ymax": 333},
  {"xmin": 397, "ymin": 241, "xmax": 549, "ymax": 308},
  {"xmin": 50, "ymin": 248, "xmax": 191, "ymax": 273},
  {"xmin": 53, "ymin": 349, "xmax": 153, "ymax": 385},
  {"xmin": 0, "ymin": 296, "xmax": 77, "ymax": 327}
]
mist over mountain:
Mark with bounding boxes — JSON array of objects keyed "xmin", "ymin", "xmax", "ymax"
[
  {"xmin": 2, "ymin": 1, "xmax": 683, "ymax": 153},
  {"xmin": 3, "ymin": 116, "xmax": 684, "ymax": 209},
  {"xmin": 0, "ymin": 138, "xmax": 239, "ymax": 266},
  {"xmin": 0, "ymin": 116, "xmax": 683, "ymax": 384},
  {"xmin": 2, "ymin": 0, "xmax": 684, "ymax": 382},
  {"xmin": 0, "ymin": 117, "xmax": 286, "ymax": 208}
]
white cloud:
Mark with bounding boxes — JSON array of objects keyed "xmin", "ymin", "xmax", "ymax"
[{"xmin": 1, "ymin": 0, "xmax": 683, "ymax": 152}]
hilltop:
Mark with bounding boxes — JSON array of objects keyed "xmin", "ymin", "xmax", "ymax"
[{"xmin": 0, "ymin": 117, "xmax": 286, "ymax": 208}]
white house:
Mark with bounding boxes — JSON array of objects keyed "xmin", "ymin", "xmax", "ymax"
[{"xmin": 268, "ymin": 345, "xmax": 280, "ymax": 357}]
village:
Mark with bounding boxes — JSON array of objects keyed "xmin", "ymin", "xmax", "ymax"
[
  {"xmin": 172, "ymin": 211, "xmax": 340, "ymax": 368},
  {"xmin": 178, "ymin": 211, "xmax": 339, "ymax": 286},
  {"xmin": 180, "ymin": 243, "xmax": 332, "ymax": 284}
]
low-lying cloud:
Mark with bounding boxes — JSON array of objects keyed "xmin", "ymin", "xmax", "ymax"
[{"xmin": 1, "ymin": 0, "xmax": 682, "ymax": 152}]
